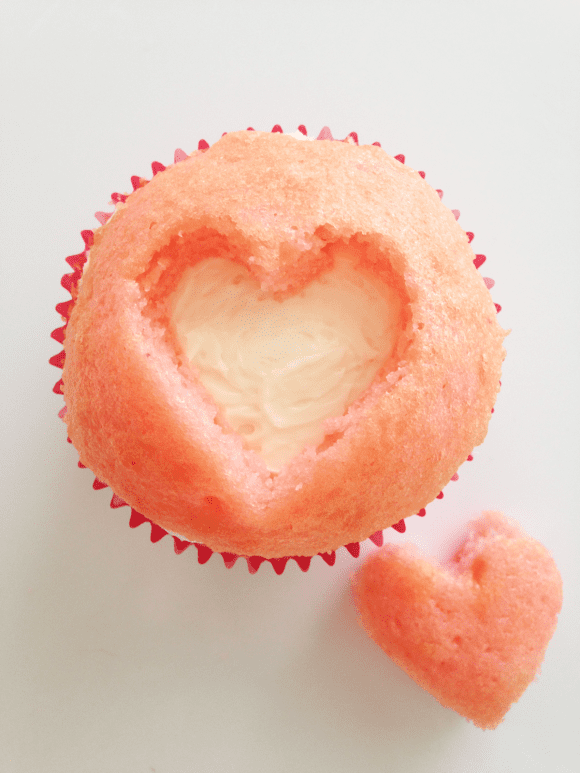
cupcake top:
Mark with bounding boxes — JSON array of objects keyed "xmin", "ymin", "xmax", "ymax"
[{"xmin": 62, "ymin": 130, "xmax": 506, "ymax": 558}]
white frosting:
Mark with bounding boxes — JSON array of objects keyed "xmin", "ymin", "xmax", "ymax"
[
  {"xmin": 285, "ymin": 131, "xmax": 315, "ymax": 141},
  {"xmin": 170, "ymin": 248, "xmax": 401, "ymax": 471}
]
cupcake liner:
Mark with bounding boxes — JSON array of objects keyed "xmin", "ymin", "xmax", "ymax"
[{"xmin": 50, "ymin": 124, "xmax": 501, "ymax": 574}]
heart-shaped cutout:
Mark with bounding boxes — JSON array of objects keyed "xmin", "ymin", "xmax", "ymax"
[
  {"xmin": 353, "ymin": 512, "xmax": 562, "ymax": 729},
  {"xmin": 169, "ymin": 245, "xmax": 402, "ymax": 472}
]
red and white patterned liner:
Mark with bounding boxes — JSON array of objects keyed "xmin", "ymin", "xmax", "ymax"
[{"xmin": 50, "ymin": 124, "xmax": 501, "ymax": 574}]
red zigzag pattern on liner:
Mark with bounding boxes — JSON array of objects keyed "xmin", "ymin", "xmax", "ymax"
[{"xmin": 50, "ymin": 124, "xmax": 500, "ymax": 573}]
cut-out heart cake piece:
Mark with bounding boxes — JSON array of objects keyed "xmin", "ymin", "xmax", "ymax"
[{"xmin": 352, "ymin": 512, "xmax": 562, "ymax": 729}]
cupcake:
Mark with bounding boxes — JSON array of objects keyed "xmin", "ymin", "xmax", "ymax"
[{"xmin": 51, "ymin": 125, "xmax": 506, "ymax": 569}]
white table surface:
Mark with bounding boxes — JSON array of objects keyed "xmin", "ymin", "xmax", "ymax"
[{"xmin": 1, "ymin": 2, "xmax": 579, "ymax": 771}]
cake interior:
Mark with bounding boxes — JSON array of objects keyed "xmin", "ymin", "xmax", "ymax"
[{"xmin": 168, "ymin": 241, "xmax": 403, "ymax": 471}]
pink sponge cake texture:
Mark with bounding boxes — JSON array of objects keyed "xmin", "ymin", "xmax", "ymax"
[
  {"xmin": 62, "ymin": 130, "xmax": 506, "ymax": 559},
  {"xmin": 352, "ymin": 512, "xmax": 563, "ymax": 729}
]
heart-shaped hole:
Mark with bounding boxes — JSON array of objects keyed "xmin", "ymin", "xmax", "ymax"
[{"xmin": 147, "ymin": 233, "xmax": 405, "ymax": 472}]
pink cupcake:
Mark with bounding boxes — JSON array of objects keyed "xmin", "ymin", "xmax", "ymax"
[{"xmin": 51, "ymin": 124, "xmax": 506, "ymax": 573}]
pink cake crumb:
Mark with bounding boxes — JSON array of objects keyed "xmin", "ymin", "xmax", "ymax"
[{"xmin": 352, "ymin": 512, "xmax": 563, "ymax": 729}]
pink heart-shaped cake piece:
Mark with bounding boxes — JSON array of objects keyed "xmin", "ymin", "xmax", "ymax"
[{"xmin": 352, "ymin": 512, "xmax": 562, "ymax": 729}]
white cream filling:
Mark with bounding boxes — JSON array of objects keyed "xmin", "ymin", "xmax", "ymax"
[{"xmin": 170, "ymin": 248, "xmax": 401, "ymax": 471}]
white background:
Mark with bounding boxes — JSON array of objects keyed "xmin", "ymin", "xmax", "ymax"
[{"xmin": 1, "ymin": 1, "xmax": 579, "ymax": 771}]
